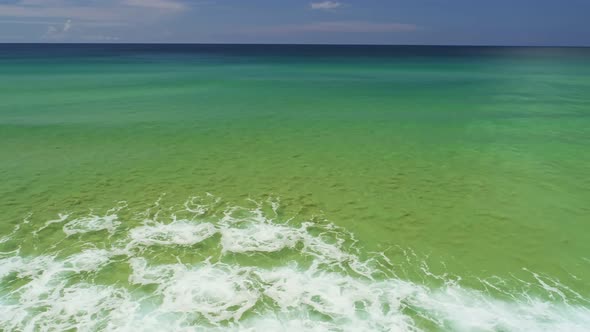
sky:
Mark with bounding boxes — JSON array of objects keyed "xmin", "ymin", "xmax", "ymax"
[{"xmin": 0, "ymin": 0, "xmax": 589, "ymax": 45}]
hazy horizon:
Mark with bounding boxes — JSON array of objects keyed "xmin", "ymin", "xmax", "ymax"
[{"xmin": 2, "ymin": 42, "xmax": 590, "ymax": 47}]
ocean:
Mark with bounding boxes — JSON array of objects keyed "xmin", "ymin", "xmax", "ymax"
[{"xmin": 1, "ymin": 44, "xmax": 589, "ymax": 331}]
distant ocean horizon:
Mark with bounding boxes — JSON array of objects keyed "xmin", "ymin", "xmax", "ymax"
[
  {"xmin": 2, "ymin": 42, "xmax": 590, "ymax": 46},
  {"xmin": 1, "ymin": 43, "xmax": 589, "ymax": 331}
]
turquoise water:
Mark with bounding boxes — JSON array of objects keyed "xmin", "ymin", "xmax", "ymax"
[{"xmin": 1, "ymin": 44, "xmax": 590, "ymax": 331}]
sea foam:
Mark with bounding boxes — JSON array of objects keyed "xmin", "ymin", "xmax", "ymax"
[{"xmin": 1, "ymin": 196, "xmax": 589, "ymax": 331}]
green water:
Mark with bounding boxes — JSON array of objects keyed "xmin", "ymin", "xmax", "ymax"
[{"xmin": 1, "ymin": 45, "xmax": 589, "ymax": 330}]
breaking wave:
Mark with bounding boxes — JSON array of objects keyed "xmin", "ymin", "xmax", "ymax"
[{"xmin": 0, "ymin": 195, "xmax": 589, "ymax": 331}]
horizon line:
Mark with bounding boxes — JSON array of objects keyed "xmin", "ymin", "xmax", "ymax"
[{"xmin": 0, "ymin": 42, "xmax": 589, "ymax": 48}]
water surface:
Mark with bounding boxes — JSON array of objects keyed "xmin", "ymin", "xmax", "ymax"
[{"xmin": 1, "ymin": 44, "xmax": 590, "ymax": 331}]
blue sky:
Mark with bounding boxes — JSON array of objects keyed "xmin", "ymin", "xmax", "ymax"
[{"xmin": 0, "ymin": 0, "xmax": 589, "ymax": 45}]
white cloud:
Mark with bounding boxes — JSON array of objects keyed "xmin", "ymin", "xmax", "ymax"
[
  {"xmin": 310, "ymin": 1, "xmax": 342, "ymax": 10},
  {"xmin": 0, "ymin": 0, "xmax": 188, "ymax": 21},
  {"xmin": 17, "ymin": 0, "xmax": 66, "ymax": 5},
  {"xmin": 251, "ymin": 21, "xmax": 418, "ymax": 34},
  {"xmin": 46, "ymin": 25, "xmax": 57, "ymax": 34},
  {"xmin": 63, "ymin": 17, "xmax": 71, "ymax": 31},
  {"xmin": 82, "ymin": 34, "xmax": 121, "ymax": 41},
  {"xmin": 0, "ymin": 19, "xmax": 62, "ymax": 25},
  {"xmin": 123, "ymin": 0, "xmax": 186, "ymax": 11},
  {"xmin": 0, "ymin": 18, "xmax": 127, "ymax": 27},
  {"xmin": 0, "ymin": 4, "xmax": 120, "ymax": 20},
  {"xmin": 44, "ymin": 18, "xmax": 72, "ymax": 39},
  {"xmin": 0, "ymin": 0, "xmax": 191, "ymax": 41}
]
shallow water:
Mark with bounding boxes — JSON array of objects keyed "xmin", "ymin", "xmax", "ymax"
[{"xmin": 1, "ymin": 44, "xmax": 590, "ymax": 331}]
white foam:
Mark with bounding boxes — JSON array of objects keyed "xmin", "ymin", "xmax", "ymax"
[
  {"xmin": 160, "ymin": 264, "xmax": 259, "ymax": 322},
  {"xmin": 64, "ymin": 249, "xmax": 112, "ymax": 272},
  {"xmin": 0, "ymin": 251, "xmax": 25, "ymax": 279},
  {"xmin": 1, "ymin": 196, "xmax": 589, "ymax": 331},
  {"xmin": 23, "ymin": 284, "xmax": 129, "ymax": 331},
  {"xmin": 33, "ymin": 213, "xmax": 69, "ymax": 236},
  {"xmin": 129, "ymin": 220, "xmax": 217, "ymax": 248},
  {"xmin": 128, "ymin": 257, "xmax": 184, "ymax": 286},
  {"xmin": 220, "ymin": 222, "xmax": 301, "ymax": 253},
  {"xmin": 63, "ymin": 214, "xmax": 120, "ymax": 236}
]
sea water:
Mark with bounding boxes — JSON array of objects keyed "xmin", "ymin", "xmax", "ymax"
[{"xmin": 1, "ymin": 44, "xmax": 590, "ymax": 331}]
